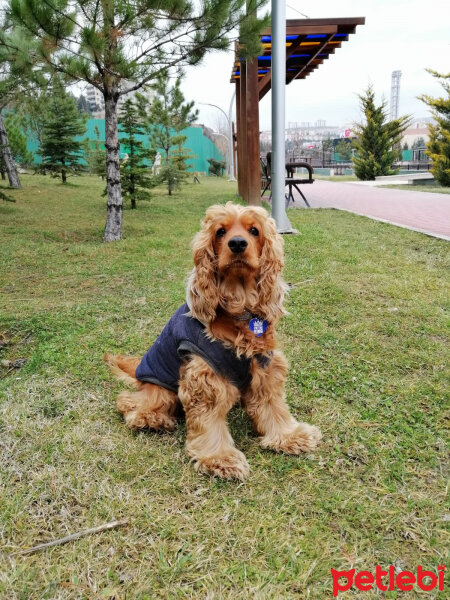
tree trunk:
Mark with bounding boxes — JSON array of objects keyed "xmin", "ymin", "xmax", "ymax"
[
  {"xmin": 1, "ymin": 168, "xmax": 5, "ymax": 180},
  {"xmin": 130, "ymin": 173, "xmax": 136, "ymax": 209},
  {"xmin": 103, "ymin": 90, "xmax": 122, "ymax": 242},
  {"xmin": 130, "ymin": 142, "xmax": 136, "ymax": 209},
  {"xmin": 37, "ymin": 129, "xmax": 46, "ymax": 174},
  {"xmin": 61, "ymin": 168, "xmax": 67, "ymax": 183},
  {"xmin": 165, "ymin": 147, "xmax": 171, "ymax": 195},
  {"xmin": 0, "ymin": 113, "xmax": 21, "ymax": 189}
]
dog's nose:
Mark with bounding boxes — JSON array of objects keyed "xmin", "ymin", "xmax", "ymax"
[{"xmin": 228, "ymin": 236, "xmax": 248, "ymax": 254}]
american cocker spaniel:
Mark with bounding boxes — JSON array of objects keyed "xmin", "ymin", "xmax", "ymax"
[{"xmin": 105, "ymin": 202, "xmax": 321, "ymax": 480}]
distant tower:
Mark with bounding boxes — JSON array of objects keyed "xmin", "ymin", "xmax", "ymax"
[{"xmin": 390, "ymin": 70, "xmax": 402, "ymax": 120}]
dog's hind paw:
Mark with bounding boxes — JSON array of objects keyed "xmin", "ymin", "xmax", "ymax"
[
  {"xmin": 193, "ymin": 450, "xmax": 250, "ymax": 481},
  {"xmin": 261, "ymin": 422, "xmax": 322, "ymax": 454}
]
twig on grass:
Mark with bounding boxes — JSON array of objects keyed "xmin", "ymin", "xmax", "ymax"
[
  {"xmin": 11, "ymin": 519, "xmax": 128, "ymax": 556},
  {"xmin": 288, "ymin": 279, "xmax": 314, "ymax": 288}
]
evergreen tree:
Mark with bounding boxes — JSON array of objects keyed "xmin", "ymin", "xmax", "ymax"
[
  {"xmin": 412, "ymin": 136, "xmax": 426, "ymax": 149},
  {"xmin": 335, "ymin": 139, "xmax": 353, "ymax": 162},
  {"xmin": 4, "ymin": 113, "xmax": 33, "ymax": 166},
  {"xmin": 0, "ymin": 22, "xmax": 28, "ymax": 188},
  {"xmin": 144, "ymin": 72, "xmax": 198, "ymax": 195},
  {"xmin": 0, "ymin": 106, "xmax": 21, "ymax": 188},
  {"xmin": 16, "ymin": 84, "xmax": 53, "ymax": 168},
  {"xmin": 418, "ymin": 70, "xmax": 450, "ymax": 186},
  {"xmin": 352, "ymin": 86, "xmax": 411, "ymax": 180},
  {"xmin": 5, "ymin": 0, "xmax": 268, "ymax": 241},
  {"xmin": 119, "ymin": 99, "xmax": 155, "ymax": 209},
  {"xmin": 157, "ymin": 141, "xmax": 196, "ymax": 195},
  {"xmin": 207, "ymin": 158, "xmax": 226, "ymax": 176},
  {"xmin": 87, "ymin": 125, "xmax": 106, "ymax": 180},
  {"xmin": 40, "ymin": 80, "xmax": 87, "ymax": 183},
  {"xmin": 77, "ymin": 94, "xmax": 92, "ymax": 116}
]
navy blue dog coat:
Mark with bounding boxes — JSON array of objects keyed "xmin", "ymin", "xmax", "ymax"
[{"xmin": 135, "ymin": 303, "xmax": 270, "ymax": 393}]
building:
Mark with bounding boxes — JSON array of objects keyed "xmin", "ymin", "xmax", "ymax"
[
  {"xmin": 86, "ymin": 85, "xmax": 105, "ymax": 117},
  {"xmin": 85, "ymin": 81, "xmax": 155, "ymax": 118},
  {"xmin": 402, "ymin": 119, "xmax": 433, "ymax": 149},
  {"xmin": 117, "ymin": 80, "xmax": 155, "ymax": 111}
]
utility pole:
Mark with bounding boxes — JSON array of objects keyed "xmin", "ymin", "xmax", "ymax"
[{"xmin": 271, "ymin": 0, "xmax": 295, "ymax": 232}]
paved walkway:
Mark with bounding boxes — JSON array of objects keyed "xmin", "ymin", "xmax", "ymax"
[{"xmin": 289, "ymin": 180, "xmax": 450, "ymax": 240}]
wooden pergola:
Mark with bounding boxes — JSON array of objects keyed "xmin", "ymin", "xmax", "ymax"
[{"xmin": 231, "ymin": 17, "xmax": 365, "ymax": 205}]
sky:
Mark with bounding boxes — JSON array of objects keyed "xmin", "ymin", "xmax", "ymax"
[{"xmin": 180, "ymin": 0, "xmax": 450, "ymax": 133}]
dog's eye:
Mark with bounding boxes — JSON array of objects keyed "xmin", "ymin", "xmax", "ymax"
[
  {"xmin": 216, "ymin": 227, "xmax": 226, "ymax": 238},
  {"xmin": 249, "ymin": 226, "xmax": 259, "ymax": 237}
]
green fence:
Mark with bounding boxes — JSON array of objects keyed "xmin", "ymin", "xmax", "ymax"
[{"xmin": 26, "ymin": 119, "xmax": 225, "ymax": 174}]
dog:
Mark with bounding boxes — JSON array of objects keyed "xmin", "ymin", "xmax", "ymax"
[{"xmin": 105, "ymin": 202, "xmax": 321, "ymax": 480}]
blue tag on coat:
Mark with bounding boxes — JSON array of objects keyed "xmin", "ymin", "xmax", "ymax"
[{"xmin": 249, "ymin": 318, "xmax": 268, "ymax": 337}]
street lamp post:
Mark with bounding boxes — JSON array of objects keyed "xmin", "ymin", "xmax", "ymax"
[{"xmin": 198, "ymin": 96, "xmax": 236, "ymax": 182}]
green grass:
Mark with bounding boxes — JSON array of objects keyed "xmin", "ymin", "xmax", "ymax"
[
  {"xmin": 1, "ymin": 175, "xmax": 449, "ymax": 599},
  {"xmin": 380, "ymin": 184, "xmax": 450, "ymax": 194}
]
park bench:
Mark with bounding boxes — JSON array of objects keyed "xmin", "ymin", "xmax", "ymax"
[{"xmin": 261, "ymin": 154, "xmax": 314, "ymax": 207}]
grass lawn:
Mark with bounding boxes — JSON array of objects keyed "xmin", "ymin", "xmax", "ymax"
[
  {"xmin": 380, "ymin": 184, "xmax": 450, "ymax": 194},
  {"xmin": 313, "ymin": 175, "xmax": 358, "ymax": 182},
  {"xmin": 1, "ymin": 175, "xmax": 449, "ymax": 599}
]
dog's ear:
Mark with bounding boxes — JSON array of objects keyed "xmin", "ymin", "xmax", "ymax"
[
  {"xmin": 187, "ymin": 221, "xmax": 219, "ymax": 323},
  {"xmin": 257, "ymin": 215, "xmax": 288, "ymax": 322}
]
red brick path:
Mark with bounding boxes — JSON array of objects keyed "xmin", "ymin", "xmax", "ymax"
[{"xmin": 289, "ymin": 180, "xmax": 450, "ymax": 240}]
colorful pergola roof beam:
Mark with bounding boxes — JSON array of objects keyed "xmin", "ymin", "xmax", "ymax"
[{"xmin": 230, "ymin": 17, "xmax": 365, "ymax": 101}]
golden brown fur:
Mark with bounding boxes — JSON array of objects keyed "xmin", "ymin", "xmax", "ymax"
[{"xmin": 105, "ymin": 202, "xmax": 321, "ymax": 480}]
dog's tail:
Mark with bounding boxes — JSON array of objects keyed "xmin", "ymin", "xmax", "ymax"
[{"xmin": 104, "ymin": 354, "xmax": 141, "ymax": 387}]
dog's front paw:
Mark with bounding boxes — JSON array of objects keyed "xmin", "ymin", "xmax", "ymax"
[
  {"xmin": 194, "ymin": 449, "xmax": 250, "ymax": 481},
  {"xmin": 261, "ymin": 422, "xmax": 322, "ymax": 454}
]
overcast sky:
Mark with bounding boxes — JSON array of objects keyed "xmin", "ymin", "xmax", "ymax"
[{"xmin": 181, "ymin": 0, "xmax": 450, "ymax": 132}]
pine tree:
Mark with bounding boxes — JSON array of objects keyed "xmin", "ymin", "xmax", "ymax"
[
  {"xmin": 418, "ymin": 70, "xmax": 450, "ymax": 186},
  {"xmin": 40, "ymin": 80, "xmax": 87, "ymax": 183},
  {"xmin": 16, "ymin": 84, "xmax": 53, "ymax": 170},
  {"xmin": 156, "ymin": 141, "xmax": 196, "ymax": 195},
  {"xmin": 119, "ymin": 99, "xmax": 155, "ymax": 209},
  {"xmin": 335, "ymin": 139, "xmax": 353, "ymax": 162},
  {"xmin": 0, "ymin": 109, "xmax": 21, "ymax": 188},
  {"xmin": 207, "ymin": 158, "xmax": 227, "ymax": 176},
  {"xmin": 4, "ymin": 113, "xmax": 33, "ymax": 166},
  {"xmin": 412, "ymin": 136, "xmax": 426, "ymax": 150},
  {"xmin": 5, "ymin": 0, "xmax": 268, "ymax": 241},
  {"xmin": 144, "ymin": 72, "xmax": 198, "ymax": 195},
  {"xmin": 85, "ymin": 125, "xmax": 106, "ymax": 180},
  {"xmin": 0, "ymin": 23, "xmax": 28, "ymax": 189},
  {"xmin": 77, "ymin": 94, "xmax": 92, "ymax": 116},
  {"xmin": 352, "ymin": 86, "xmax": 411, "ymax": 180}
]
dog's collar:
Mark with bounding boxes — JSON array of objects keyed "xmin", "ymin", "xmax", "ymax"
[{"xmin": 232, "ymin": 309, "xmax": 263, "ymax": 322}]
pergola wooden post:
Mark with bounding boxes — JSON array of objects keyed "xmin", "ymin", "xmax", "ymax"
[
  {"xmin": 235, "ymin": 56, "xmax": 261, "ymax": 206},
  {"xmin": 246, "ymin": 53, "xmax": 262, "ymax": 206},
  {"xmin": 239, "ymin": 61, "xmax": 248, "ymax": 201},
  {"xmin": 235, "ymin": 76, "xmax": 243, "ymax": 197},
  {"xmin": 230, "ymin": 17, "xmax": 365, "ymax": 209}
]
